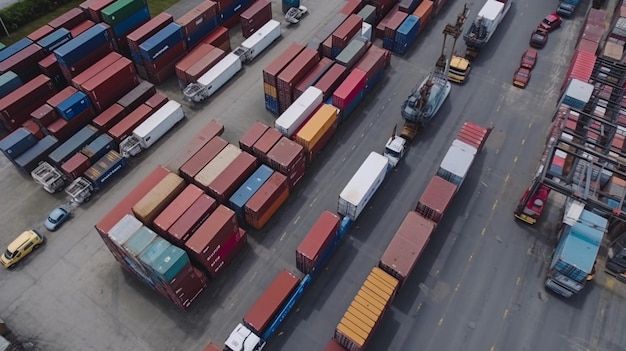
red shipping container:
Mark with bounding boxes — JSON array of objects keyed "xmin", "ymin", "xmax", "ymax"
[
  {"xmin": 243, "ymin": 269, "xmax": 300, "ymax": 335},
  {"xmin": 144, "ymin": 92, "xmax": 169, "ymax": 110},
  {"xmin": 61, "ymin": 152, "xmax": 91, "ymax": 179},
  {"xmin": 31, "ymin": 103, "xmax": 58, "ymax": 128},
  {"xmin": 577, "ymin": 38, "xmax": 599, "ymax": 55},
  {"xmin": 163, "ymin": 266, "xmax": 208, "ymax": 309},
  {"xmin": 371, "ymin": 0, "xmax": 397, "ymax": 19},
  {"xmin": 166, "ymin": 119, "xmax": 223, "ymax": 170},
  {"xmin": 71, "ymin": 20, "xmax": 96, "ymax": 38},
  {"xmin": 355, "ymin": 45, "xmax": 390, "ymax": 82},
  {"xmin": 38, "ymin": 54, "xmax": 62, "ymax": 77},
  {"xmin": 184, "ymin": 205, "xmax": 239, "ymax": 266},
  {"xmin": 296, "ymin": 210, "xmax": 341, "ymax": 274},
  {"xmin": 81, "ymin": 58, "xmax": 139, "ymax": 112},
  {"xmin": 324, "ymin": 340, "xmax": 346, "ymax": 351},
  {"xmin": 340, "ymin": 0, "xmax": 364, "ymax": 15},
  {"xmin": 175, "ymin": 44, "xmax": 218, "ymax": 84},
  {"xmin": 144, "ymin": 62, "xmax": 176, "ymax": 85},
  {"xmin": 49, "ymin": 8, "xmax": 87, "ymax": 30},
  {"xmin": 107, "ymin": 104, "xmax": 154, "ymax": 143},
  {"xmin": 44, "ymin": 108, "xmax": 95, "ymax": 142},
  {"xmin": 0, "ymin": 44, "xmax": 47, "ymax": 82},
  {"xmin": 184, "ymin": 47, "xmax": 226, "ymax": 84},
  {"xmin": 179, "ymin": 136, "xmax": 229, "ymax": 182},
  {"xmin": 376, "ymin": 5, "xmax": 400, "ymax": 39},
  {"xmin": 415, "ymin": 176, "xmax": 457, "ymax": 223},
  {"xmin": 332, "ymin": 15, "xmax": 363, "ymax": 50},
  {"xmin": 47, "ymin": 86, "xmax": 78, "ymax": 108},
  {"xmin": 144, "ymin": 41, "xmax": 187, "ymax": 73},
  {"xmin": 206, "ymin": 227, "xmax": 247, "ymax": 278},
  {"xmin": 333, "ymin": 68, "xmax": 366, "ymax": 110},
  {"xmin": 266, "ymin": 137, "xmax": 306, "ymax": 189},
  {"xmin": 277, "ymin": 48, "xmax": 320, "ymax": 110},
  {"xmin": 167, "ymin": 194, "xmax": 218, "ymax": 246},
  {"xmin": 239, "ymin": 121, "xmax": 269, "ymax": 153},
  {"xmin": 240, "ymin": 0, "xmax": 272, "ymax": 38},
  {"xmin": 86, "ymin": 0, "xmax": 116, "ymax": 22},
  {"xmin": 294, "ymin": 58, "xmax": 334, "ymax": 99},
  {"xmin": 60, "ymin": 43, "xmax": 114, "ymax": 81},
  {"xmin": 314, "ymin": 63, "xmax": 348, "ymax": 101},
  {"xmin": 162, "ymin": 262, "xmax": 202, "ymax": 294},
  {"xmin": 176, "ymin": 1, "xmax": 218, "ymax": 37},
  {"xmin": 71, "ymin": 51, "xmax": 123, "ymax": 89},
  {"xmin": 263, "ymin": 43, "xmax": 305, "ymax": 86},
  {"xmin": 92, "ymin": 103, "xmax": 126, "ymax": 132},
  {"xmin": 244, "ymin": 172, "xmax": 289, "ymax": 229},
  {"xmin": 252, "ymin": 127, "xmax": 282, "ymax": 164},
  {"xmin": 384, "ymin": 11, "xmax": 408, "ymax": 42},
  {"xmin": 207, "ymin": 152, "xmax": 259, "ymax": 203},
  {"xmin": 200, "ymin": 26, "xmax": 231, "ymax": 52},
  {"xmin": 27, "ymin": 25, "xmax": 55, "ymax": 41},
  {"xmin": 321, "ymin": 36, "xmax": 333, "ymax": 58},
  {"xmin": 21, "ymin": 119, "xmax": 45, "ymax": 139},
  {"xmin": 0, "ymin": 75, "xmax": 57, "ymax": 132},
  {"xmin": 214, "ymin": 0, "xmax": 235, "ymax": 12},
  {"xmin": 153, "ymin": 184, "xmax": 205, "ymax": 236},
  {"xmin": 127, "ymin": 13, "xmax": 175, "ymax": 51}
]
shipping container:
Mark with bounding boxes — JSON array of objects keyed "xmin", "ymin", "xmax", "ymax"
[
  {"xmin": 153, "ymin": 184, "xmax": 205, "ymax": 236},
  {"xmin": 132, "ymin": 172, "xmax": 186, "ymax": 225},
  {"xmin": 182, "ymin": 47, "xmax": 227, "ymax": 85},
  {"xmin": 229, "ymin": 165, "xmax": 274, "ymax": 220},
  {"xmin": 184, "ymin": 205, "xmax": 239, "ymax": 265},
  {"xmin": 252, "ymin": 127, "xmax": 282, "ymax": 163},
  {"xmin": 332, "ymin": 15, "xmax": 363, "ymax": 53},
  {"xmin": 108, "ymin": 104, "xmax": 154, "ymax": 144},
  {"xmin": 383, "ymin": 11, "xmax": 408, "ymax": 50},
  {"xmin": 49, "ymin": 7, "xmax": 88, "ymax": 30},
  {"xmin": 179, "ymin": 136, "xmax": 228, "ymax": 182},
  {"xmin": 148, "ymin": 244, "xmax": 192, "ymax": 282},
  {"xmin": 263, "ymin": 43, "xmax": 305, "ymax": 87},
  {"xmin": 117, "ymin": 81, "xmax": 156, "ymax": 113},
  {"xmin": 144, "ymin": 92, "xmax": 169, "ymax": 110},
  {"xmin": 267, "ymin": 137, "xmax": 306, "ymax": 189},
  {"xmin": 70, "ymin": 51, "xmax": 123, "ymax": 89},
  {"xmin": 240, "ymin": 0, "xmax": 272, "ymax": 38},
  {"xmin": 275, "ymin": 86, "xmax": 324, "ymax": 138},
  {"xmin": 361, "ymin": 22, "xmax": 373, "ymax": 41},
  {"xmin": 81, "ymin": 57, "xmax": 139, "ymax": 112},
  {"xmin": 56, "ymin": 91, "xmax": 92, "ymax": 121},
  {"xmin": 207, "ymin": 227, "xmax": 247, "ymax": 278},
  {"xmin": 239, "ymin": 19, "xmax": 281, "ymax": 63},
  {"xmin": 333, "ymin": 68, "xmax": 367, "ymax": 112},
  {"xmin": 208, "ymin": 152, "xmax": 259, "ymax": 203},
  {"xmin": 127, "ymin": 12, "xmax": 174, "ymax": 62},
  {"xmin": 194, "ymin": 144, "xmax": 242, "ymax": 190},
  {"xmin": 14, "ymin": 135, "xmax": 59, "ymax": 173},
  {"xmin": 294, "ymin": 104, "xmax": 338, "ymax": 164},
  {"xmin": 394, "ymin": 15, "xmax": 420, "ymax": 55},
  {"xmin": 54, "ymin": 24, "xmax": 113, "ymax": 69},
  {"xmin": 38, "ymin": 28, "xmax": 73, "ymax": 53},
  {"xmin": 357, "ymin": 5, "xmax": 377, "ymax": 24},
  {"xmin": 243, "ymin": 270, "xmax": 300, "ymax": 335},
  {"xmin": 196, "ymin": 53, "xmax": 242, "ymax": 98},
  {"xmin": 138, "ymin": 237, "xmax": 172, "ymax": 272},
  {"xmin": 47, "ymin": 86, "xmax": 78, "ymax": 110},
  {"xmin": 218, "ymin": 0, "xmax": 254, "ymax": 24},
  {"xmin": 93, "ymin": 103, "xmax": 126, "ymax": 132},
  {"xmin": 200, "ymin": 26, "xmax": 231, "ymax": 52},
  {"xmin": 412, "ymin": 0, "xmax": 434, "ymax": 32},
  {"xmin": 81, "ymin": 133, "xmax": 115, "ymax": 162},
  {"xmin": 293, "ymin": 58, "xmax": 334, "ymax": 99},
  {"xmin": 139, "ymin": 23, "xmax": 185, "ymax": 63},
  {"xmin": 0, "ymin": 72, "xmax": 22, "ymax": 99},
  {"xmin": 239, "ymin": 122, "xmax": 269, "ymax": 154},
  {"xmin": 108, "ymin": 214, "xmax": 143, "ymax": 249},
  {"xmin": 83, "ymin": 150, "xmax": 127, "ymax": 190},
  {"xmin": 0, "ymin": 38, "xmax": 32, "ymax": 63},
  {"xmin": 123, "ymin": 100, "xmax": 184, "ymax": 156},
  {"xmin": 341, "ymin": 0, "xmax": 365, "ymax": 15},
  {"xmin": 0, "ymin": 44, "xmax": 47, "ymax": 82},
  {"xmin": 48, "ymin": 124, "xmax": 98, "ymax": 166},
  {"xmin": 277, "ymin": 47, "xmax": 320, "ymax": 110},
  {"xmin": 338, "ymin": 152, "xmax": 389, "ymax": 221},
  {"xmin": 296, "ymin": 210, "xmax": 341, "ymax": 274},
  {"xmin": 244, "ymin": 171, "xmax": 289, "ymax": 229},
  {"xmin": 314, "ymin": 63, "xmax": 348, "ymax": 101},
  {"xmin": 37, "ymin": 54, "xmax": 65, "ymax": 88},
  {"xmin": 376, "ymin": 6, "xmax": 400, "ymax": 39},
  {"xmin": 379, "ymin": 211, "xmax": 435, "ymax": 284},
  {"xmin": 335, "ymin": 39, "xmax": 370, "ymax": 69},
  {"xmin": 163, "ymin": 265, "xmax": 208, "ymax": 309},
  {"xmin": 44, "ymin": 107, "xmax": 95, "ymax": 142},
  {"xmin": 415, "ymin": 176, "xmax": 457, "ymax": 223},
  {"xmin": 20, "ymin": 119, "xmax": 45, "ymax": 139},
  {"xmin": 355, "ymin": 45, "xmax": 390, "ymax": 86},
  {"xmin": 61, "ymin": 152, "xmax": 90, "ymax": 179},
  {"xmin": 71, "ymin": 20, "xmax": 96, "ymax": 38},
  {"xmin": 168, "ymin": 194, "xmax": 218, "ymax": 246},
  {"xmin": 436, "ymin": 141, "xmax": 476, "ymax": 187},
  {"xmin": 101, "ymin": 0, "xmax": 149, "ymax": 26},
  {"xmin": 28, "ymin": 25, "xmax": 55, "ymax": 42},
  {"xmin": 167, "ymin": 119, "xmax": 223, "ymax": 171},
  {"xmin": 175, "ymin": 43, "xmax": 217, "ymax": 83},
  {"xmin": 177, "ymin": 1, "xmax": 219, "ymax": 49},
  {"xmin": 0, "ymin": 127, "xmax": 38, "ymax": 159},
  {"xmin": 123, "ymin": 225, "xmax": 157, "ymax": 269}
]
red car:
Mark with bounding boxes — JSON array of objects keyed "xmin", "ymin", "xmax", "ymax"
[
  {"xmin": 521, "ymin": 49, "xmax": 538, "ymax": 70},
  {"xmin": 513, "ymin": 67, "xmax": 531, "ymax": 88},
  {"xmin": 530, "ymin": 28, "xmax": 548, "ymax": 49},
  {"xmin": 540, "ymin": 13, "xmax": 562, "ymax": 32}
]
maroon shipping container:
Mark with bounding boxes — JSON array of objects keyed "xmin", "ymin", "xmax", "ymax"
[
  {"xmin": 70, "ymin": 20, "xmax": 96, "ymax": 38},
  {"xmin": 355, "ymin": 45, "xmax": 390, "ymax": 82},
  {"xmin": 27, "ymin": 25, "xmax": 55, "ymax": 41},
  {"xmin": 38, "ymin": 54, "xmax": 62, "ymax": 78},
  {"xmin": 179, "ymin": 136, "xmax": 229, "ymax": 182},
  {"xmin": 168, "ymin": 120, "xmax": 224, "ymax": 171},
  {"xmin": 60, "ymin": 42, "xmax": 114, "ymax": 81},
  {"xmin": 332, "ymin": 68, "xmax": 366, "ymax": 110},
  {"xmin": 61, "ymin": 152, "xmax": 91, "ymax": 179},
  {"xmin": 208, "ymin": 152, "xmax": 259, "ymax": 203},
  {"xmin": 378, "ymin": 211, "xmax": 435, "ymax": 284},
  {"xmin": 0, "ymin": 44, "xmax": 47, "ymax": 82},
  {"xmin": 240, "ymin": 0, "xmax": 272, "ymax": 38},
  {"xmin": 153, "ymin": 184, "xmax": 205, "ymax": 236},
  {"xmin": 370, "ymin": 0, "xmax": 397, "ymax": 19},
  {"xmin": 314, "ymin": 63, "xmax": 348, "ymax": 101},
  {"xmin": 340, "ymin": 0, "xmax": 365, "ymax": 14},
  {"xmin": 175, "ymin": 44, "xmax": 216, "ymax": 82},
  {"xmin": 21, "ymin": 119, "xmax": 45, "ymax": 139},
  {"xmin": 92, "ymin": 103, "xmax": 126, "ymax": 132},
  {"xmin": 71, "ymin": 51, "xmax": 123, "ymax": 89},
  {"xmin": 295, "ymin": 210, "xmax": 341, "ymax": 274},
  {"xmin": 376, "ymin": 6, "xmax": 400, "ymax": 39},
  {"xmin": 85, "ymin": 0, "xmax": 116, "ymax": 22},
  {"xmin": 239, "ymin": 122, "xmax": 269, "ymax": 153},
  {"xmin": 176, "ymin": 1, "xmax": 218, "ymax": 37},
  {"xmin": 321, "ymin": 36, "xmax": 333, "ymax": 58},
  {"xmin": 294, "ymin": 58, "xmax": 334, "ymax": 99},
  {"xmin": 184, "ymin": 205, "xmax": 239, "ymax": 266},
  {"xmin": 200, "ymin": 26, "xmax": 231, "ymax": 52},
  {"xmin": 31, "ymin": 104, "xmax": 58, "ymax": 128},
  {"xmin": 144, "ymin": 92, "xmax": 169, "ymax": 110},
  {"xmin": 81, "ymin": 58, "xmax": 139, "ymax": 112},
  {"xmin": 252, "ymin": 127, "xmax": 282, "ymax": 164},
  {"xmin": 263, "ymin": 43, "xmax": 305, "ymax": 86},
  {"xmin": 243, "ymin": 270, "xmax": 300, "ymax": 335},
  {"xmin": 215, "ymin": 0, "xmax": 235, "ymax": 12},
  {"xmin": 144, "ymin": 41, "xmax": 187, "ymax": 73},
  {"xmin": 244, "ymin": 172, "xmax": 289, "ymax": 229},
  {"xmin": 116, "ymin": 81, "xmax": 156, "ymax": 113},
  {"xmin": 163, "ymin": 266, "xmax": 208, "ymax": 309},
  {"xmin": 0, "ymin": 75, "xmax": 57, "ymax": 131},
  {"xmin": 168, "ymin": 194, "xmax": 218, "ymax": 246},
  {"xmin": 45, "ymin": 108, "xmax": 95, "ymax": 141},
  {"xmin": 107, "ymin": 104, "xmax": 154, "ymax": 143},
  {"xmin": 277, "ymin": 48, "xmax": 320, "ymax": 111},
  {"xmin": 266, "ymin": 137, "xmax": 306, "ymax": 189},
  {"xmin": 49, "ymin": 7, "xmax": 87, "ymax": 30},
  {"xmin": 205, "ymin": 227, "xmax": 247, "ymax": 278},
  {"xmin": 184, "ymin": 47, "xmax": 226, "ymax": 84},
  {"xmin": 332, "ymin": 15, "xmax": 363, "ymax": 50},
  {"xmin": 47, "ymin": 86, "xmax": 78, "ymax": 108},
  {"xmin": 415, "ymin": 176, "xmax": 457, "ymax": 223},
  {"xmin": 127, "ymin": 13, "xmax": 175, "ymax": 52},
  {"xmin": 384, "ymin": 11, "xmax": 408, "ymax": 42},
  {"xmin": 324, "ymin": 339, "xmax": 346, "ymax": 351}
]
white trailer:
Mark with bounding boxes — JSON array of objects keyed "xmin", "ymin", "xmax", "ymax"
[
  {"xmin": 120, "ymin": 100, "xmax": 185, "ymax": 157},
  {"xmin": 31, "ymin": 161, "xmax": 68, "ymax": 193},
  {"xmin": 275, "ymin": 87, "xmax": 323, "ymax": 137},
  {"xmin": 234, "ymin": 20, "xmax": 281, "ymax": 63},
  {"xmin": 338, "ymin": 152, "xmax": 389, "ymax": 221},
  {"xmin": 183, "ymin": 53, "xmax": 243, "ymax": 103}
]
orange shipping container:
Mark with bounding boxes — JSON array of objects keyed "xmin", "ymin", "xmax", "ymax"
[
  {"xmin": 244, "ymin": 172, "xmax": 290, "ymax": 229},
  {"xmin": 412, "ymin": 0, "xmax": 434, "ymax": 32},
  {"xmin": 294, "ymin": 104, "xmax": 338, "ymax": 150},
  {"xmin": 132, "ymin": 173, "xmax": 186, "ymax": 225}
]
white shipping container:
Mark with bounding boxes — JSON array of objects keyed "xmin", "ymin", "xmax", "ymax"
[
  {"xmin": 564, "ymin": 79, "xmax": 594, "ymax": 105},
  {"xmin": 241, "ymin": 19, "xmax": 281, "ymax": 61},
  {"xmin": 197, "ymin": 53, "xmax": 242, "ymax": 97},
  {"xmin": 338, "ymin": 152, "xmax": 389, "ymax": 221},
  {"xmin": 452, "ymin": 139, "xmax": 477, "ymax": 156},
  {"xmin": 437, "ymin": 144, "xmax": 475, "ymax": 188},
  {"xmin": 133, "ymin": 100, "xmax": 185, "ymax": 148},
  {"xmin": 360, "ymin": 22, "xmax": 372, "ymax": 41},
  {"xmin": 108, "ymin": 214, "xmax": 143, "ymax": 247},
  {"xmin": 194, "ymin": 144, "xmax": 242, "ymax": 187},
  {"xmin": 275, "ymin": 86, "xmax": 324, "ymax": 137}
]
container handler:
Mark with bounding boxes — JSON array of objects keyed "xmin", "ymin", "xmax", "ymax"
[{"xmin": 31, "ymin": 161, "xmax": 68, "ymax": 194}]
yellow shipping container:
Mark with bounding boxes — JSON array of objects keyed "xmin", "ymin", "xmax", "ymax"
[
  {"xmin": 355, "ymin": 291, "xmax": 385, "ymax": 314},
  {"xmin": 264, "ymin": 83, "xmax": 277, "ymax": 98},
  {"xmin": 339, "ymin": 317, "xmax": 368, "ymax": 345},
  {"xmin": 336, "ymin": 321, "xmax": 364, "ymax": 351},
  {"xmin": 363, "ymin": 279, "xmax": 392, "ymax": 303},
  {"xmin": 348, "ymin": 304, "xmax": 376, "ymax": 328},
  {"xmin": 366, "ymin": 273, "xmax": 396, "ymax": 297},
  {"xmin": 294, "ymin": 104, "xmax": 337, "ymax": 151},
  {"xmin": 132, "ymin": 173, "xmax": 185, "ymax": 225},
  {"xmin": 344, "ymin": 310, "xmax": 373, "ymax": 335},
  {"xmin": 371, "ymin": 267, "xmax": 400, "ymax": 291}
]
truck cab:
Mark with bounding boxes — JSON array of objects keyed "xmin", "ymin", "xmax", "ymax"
[
  {"xmin": 224, "ymin": 324, "xmax": 265, "ymax": 351},
  {"xmin": 383, "ymin": 136, "xmax": 406, "ymax": 168},
  {"xmin": 514, "ymin": 184, "xmax": 550, "ymax": 224},
  {"xmin": 448, "ymin": 55, "xmax": 471, "ymax": 83}
]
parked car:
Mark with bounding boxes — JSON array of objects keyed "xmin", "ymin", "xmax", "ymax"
[
  {"xmin": 521, "ymin": 49, "xmax": 538, "ymax": 70},
  {"xmin": 513, "ymin": 67, "xmax": 532, "ymax": 88},
  {"xmin": 556, "ymin": 2, "xmax": 576, "ymax": 17},
  {"xmin": 530, "ymin": 28, "xmax": 548, "ymax": 49},
  {"xmin": 540, "ymin": 13, "xmax": 562, "ymax": 32},
  {"xmin": 1, "ymin": 230, "xmax": 44, "ymax": 268},
  {"xmin": 44, "ymin": 205, "xmax": 73, "ymax": 231}
]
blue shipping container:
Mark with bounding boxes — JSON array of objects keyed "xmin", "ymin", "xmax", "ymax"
[
  {"xmin": 364, "ymin": 68, "xmax": 384, "ymax": 94},
  {"xmin": 0, "ymin": 127, "xmax": 38, "ymax": 159},
  {"xmin": 54, "ymin": 24, "xmax": 112, "ymax": 68},
  {"xmin": 383, "ymin": 37, "xmax": 395, "ymax": 51},
  {"xmin": 340, "ymin": 89, "xmax": 365, "ymax": 123},
  {"xmin": 219, "ymin": 0, "xmax": 253, "ymax": 23},
  {"xmin": 0, "ymin": 38, "xmax": 33, "ymax": 62},
  {"xmin": 56, "ymin": 91, "xmax": 92, "ymax": 121},
  {"xmin": 0, "ymin": 71, "xmax": 22, "ymax": 99},
  {"xmin": 394, "ymin": 15, "xmax": 420, "ymax": 55},
  {"xmin": 87, "ymin": 152, "xmax": 127, "ymax": 190},
  {"xmin": 265, "ymin": 95, "xmax": 279, "ymax": 115},
  {"xmin": 139, "ymin": 22, "xmax": 184, "ymax": 63},
  {"xmin": 14, "ymin": 135, "xmax": 59, "ymax": 173},
  {"xmin": 186, "ymin": 16, "xmax": 219, "ymax": 50},
  {"xmin": 130, "ymin": 48, "xmax": 144, "ymax": 65},
  {"xmin": 48, "ymin": 125, "xmax": 99, "ymax": 166},
  {"xmin": 112, "ymin": 6, "xmax": 151, "ymax": 38},
  {"xmin": 139, "ymin": 237, "xmax": 171, "ymax": 267},
  {"xmin": 38, "ymin": 28, "xmax": 73, "ymax": 53},
  {"xmin": 229, "ymin": 165, "xmax": 274, "ymax": 220},
  {"xmin": 149, "ymin": 245, "xmax": 190, "ymax": 282},
  {"xmin": 82, "ymin": 134, "xmax": 116, "ymax": 162}
]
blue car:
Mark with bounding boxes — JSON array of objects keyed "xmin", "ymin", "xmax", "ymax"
[{"xmin": 44, "ymin": 205, "xmax": 73, "ymax": 231}]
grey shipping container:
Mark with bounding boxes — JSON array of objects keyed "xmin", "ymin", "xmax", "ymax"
[
  {"xmin": 48, "ymin": 124, "xmax": 99, "ymax": 166},
  {"xmin": 334, "ymin": 39, "xmax": 370, "ymax": 70},
  {"xmin": 116, "ymin": 81, "xmax": 156, "ymax": 113},
  {"xmin": 14, "ymin": 135, "xmax": 59, "ymax": 173},
  {"xmin": 357, "ymin": 5, "xmax": 377, "ymax": 24},
  {"xmin": 0, "ymin": 127, "xmax": 38, "ymax": 159},
  {"xmin": 81, "ymin": 133, "xmax": 116, "ymax": 162}
]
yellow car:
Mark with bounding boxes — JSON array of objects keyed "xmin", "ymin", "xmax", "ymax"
[{"xmin": 1, "ymin": 230, "xmax": 44, "ymax": 269}]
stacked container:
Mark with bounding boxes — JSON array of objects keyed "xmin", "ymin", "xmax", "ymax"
[
  {"xmin": 394, "ymin": 15, "xmax": 420, "ymax": 55},
  {"xmin": 413, "ymin": 0, "xmax": 434, "ymax": 33},
  {"xmin": 167, "ymin": 194, "xmax": 218, "ymax": 247},
  {"xmin": 239, "ymin": 122, "xmax": 269, "ymax": 154},
  {"xmin": 229, "ymin": 165, "xmax": 274, "ymax": 221},
  {"xmin": 126, "ymin": 13, "xmax": 174, "ymax": 75},
  {"xmin": 275, "ymin": 86, "xmax": 324, "ymax": 138},
  {"xmin": 179, "ymin": 136, "xmax": 228, "ymax": 182},
  {"xmin": 47, "ymin": 124, "xmax": 99, "ymax": 167},
  {"xmin": 153, "ymin": 184, "xmax": 204, "ymax": 236},
  {"xmin": 382, "ymin": 10, "xmax": 408, "ymax": 51},
  {"xmin": 293, "ymin": 58, "xmax": 334, "ymax": 99},
  {"xmin": 175, "ymin": 44, "xmax": 226, "ymax": 87},
  {"xmin": 295, "ymin": 210, "xmax": 341, "ymax": 274},
  {"xmin": 263, "ymin": 43, "xmax": 305, "ymax": 114},
  {"xmin": 0, "ymin": 71, "xmax": 23, "ymax": 99},
  {"xmin": 139, "ymin": 23, "xmax": 188, "ymax": 84},
  {"xmin": 101, "ymin": 0, "xmax": 151, "ymax": 56},
  {"xmin": 331, "ymin": 14, "xmax": 363, "ymax": 58},
  {"xmin": 93, "ymin": 103, "xmax": 127, "ymax": 132},
  {"xmin": 276, "ymin": 48, "xmax": 320, "ymax": 113},
  {"xmin": 294, "ymin": 104, "xmax": 338, "ymax": 165},
  {"xmin": 335, "ymin": 39, "xmax": 370, "ymax": 70},
  {"xmin": 79, "ymin": 57, "xmax": 139, "ymax": 113},
  {"xmin": 0, "ymin": 43, "xmax": 47, "ymax": 82},
  {"xmin": 333, "ymin": 68, "xmax": 367, "ymax": 121},
  {"xmin": 207, "ymin": 152, "xmax": 259, "ymax": 203},
  {"xmin": 167, "ymin": 120, "xmax": 224, "ymax": 171},
  {"xmin": 44, "ymin": 86, "xmax": 96, "ymax": 141},
  {"xmin": 240, "ymin": 0, "xmax": 272, "ymax": 38},
  {"xmin": 251, "ymin": 127, "xmax": 282, "ymax": 164},
  {"xmin": 0, "ymin": 75, "xmax": 57, "ymax": 132},
  {"xmin": 355, "ymin": 45, "xmax": 390, "ymax": 94},
  {"xmin": 266, "ymin": 137, "xmax": 306, "ymax": 189},
  {"xmin": 14, "ymin": 136, "xmax": 59, "ymax": 173},
  {"xmin": 0, "ymin": 128, "xmax": 39, "ymax": 166},
  {"xmin": 108, "ymin": 104, "xmax": 154, "ymax": 144},
  {"xmin": 175, "ymin": 1, "xmax": 219, "ymax": 50},
  {"xmin": 314, "ymin": 64, "xmax": 348, "ymax": 101},
  {"xmin": 217, "ymin": 0, "xmax": 254, "ymax": 27},
  {"xmin": 193, "ymin": 144, "xmax": 241, "ymax": 191},
  {"xmin": 244, "ymin": 171, "xmax": 290, "ymax": 229},
  {"xmin": 132, "ymin": 172, "xmax": 186, "ymax": 225}
]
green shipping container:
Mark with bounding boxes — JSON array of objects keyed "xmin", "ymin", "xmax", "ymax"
[
  {"xmin": 357, "ymin": 5, "xmax": 376, "ymax": 25},
  {"xmin": 0, "ymin": 42, "xmax": 5, "ymax": 51},
  {"xmin": 101, "ymin": 0, "xmax": 148, "ymax": 26}
]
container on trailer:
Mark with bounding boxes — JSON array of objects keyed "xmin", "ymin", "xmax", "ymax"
[
  {"xmin": 184, "ymin": 205, "xmax": 239, "ymax": 264},
  {"xmin": 267, "ymin": 137, "xmax": 306, "ymax": 189},
  {"xmin": 340, "ymin": 0, "xmax": 364, "ymax": 14},
  {"xmin": 252, "ymin": 128, "xmax": 282, "ymax": 163},
  {"xmin": 207, "ymin": 152, "xmax": 259, "ymax": 203},
  {"xmin": 71, "ymin": 20, "xmax": 96, "ymax": 38},
  {"xmin": 239, "ymin": 122, "xmax": 269, "ymax": 154},
  {"xmin": 153, "ymin": 184, "xmax": 205, "ymax": 236},
  {"xmin": 413, "ymin": 0, "xmax": 434, "ymax": 32},
  {"xmin": 93, "ymin": 103, "xmax": 126, "ymax": 132},
  {"xmin": 293, "ymin": 58, "xmax": 333, "ymax": 99},
  {"xmin": 53, "ymin": 24, "xmax": 113, "ymax": 69},
  {"xmin": 183, "ymin": 47, "xmax": 227, "ymax": 84},
  {"xmin": 145, "ymin": 92, "xmax": 169, "ymax": 110},
  {"xmin": 14, "ymin": 135, "xmax": 59, "ymax": 173},
  {"xmin": 239, "ymin": 19, "xmax": 281, "ymax": 63},
  {"xmin": 71, "ymin": 51, "xmax": 123, "ymax": 89},
  {"xmin": 132, "ymin": 172, "xmax": 186, "ymax": 225},
  {"xmin": 0, "ymin": 75, "xmax": 57, "ymax": 131},
  {"xmin": 296, "ymin": 210, "xmax": 341, "ymax": 274},
  {"xmin": 83, "ymin": 150, "xmax": 127, "ymax": 190},
  {"xmin": 394, "ymin": 15, "xmax": 420, "ymax": 55},
  {"xmin": 125, "ymin": 100, "xmax": 184, "ymax": 154},
  {"xmin": 48, "ymin": 124, "xmax": 98, "ymax": 166},
  {"xmin": 168, "ymin": 194, "xmax": 218, "ymax": 246},
  {"xmin": 81, "ymin": 58, "xmax": 139, "ymax": 112},
  {"xmin": 117, "ymin": 81, "xmax": 156, "ymax": 113},
  {"xmin": 436, "ymin": 142, "xmax": 477, "ymax": 187},
  {"xmin": 240, "ymin": 0, "xmax": 272, "ymax": 38},
  {"xmin": 244, "ymin": 172, "xmax": 289, "ymax": 229},
  {"xmin": 275, "ymin": 86, "xmax": 324, "ymax": 138},
  {"xmin": 196, "ymin": 53, "xmax": 242, "ymax": 98},
  {"xmin": 332, "ymin": 15, "xmax": 363, "ymax": 52},
  {"xmin": 56, "ymin": 91, "xmax": 91, "ymax": 121},
  {"xmin": 38, "ymin": 28, "xmax": 73, "ymax": 53},
  {"xmin": 314, "ymin": 64, "xmax": 348, "ymax": 101},
  {"xmin": 61, "ymin": 152, "xmax": 91, "ymax": 179},
  {"xmin": 415, "ymin": 176, "xmax": 457, "ymax": 223},
  {"xmin": 294, "ymin": 104, "xmax": 338, "ymax": 164},
  {"xmin": 0, "ymin": 38, "xmax": 32, "ymax": 63},
  {"xmin": 333, "ymin": 68, "xmax": 366, "ymax": 110},
  {"xmin": 335, "ymin": 39, "xmax": 370, "ymax": 70},
  {"xmin": 382, "ymin": 11, "xmax": 408, "ymax": 50},
  {"xmin": 200, "ymin": 26, "xmax": 231, "ymax": 52},
  {"xmin": 139, "ymin": 23, "xmax": 185, "ymax": 63},
  {"xmin": 277, "ymin": 47, "xmax": 320, "ymax": 110},
  {"xmin": 108, "ymin": 104, "xmax": 154, "ymax": 144},
  {"xmin": 228, "ymin": 165, "xmax": 274, "ymax": 220},
  {"xmin": 167, "ymin": 120, "xmax": 223, "ymax": 171},
  {"xmin": 0, "ymin": 128, "xmax": 38, "ymax": 159},
  {"xmin": 243, "ymin": 270, "xmax": 300, "ymax": 335},
  {"xmin": 81, "ymin": 134, "xmax": 115, "ymax": 162},
  {"xmin": 28, "ymin": 25, "xmax": 55, "ymax": 42},
  {"xmin": 0, "ymin": 44, "xmax": 47, "ymax": 82},
  {"xmin": 338, "ymin": 152, "xmax": 389, "ymax": 221},
  {"xmin": 357, "ymin": 5, "xmax": 377, "ymax": 24},
  {"xmin": 179, "ymin": 136, "xmax": 228, "ymax": 182},
  {"xmin": 379, "ymin": 211, "xmax": 435, "ymax": 284},
  {"xmin": 194, "ymin": 144, "xmax": 242, "ymax": 190},
  {"xmin": 49, "ymin": 7, "xmax": 88, "ymax": 30}
]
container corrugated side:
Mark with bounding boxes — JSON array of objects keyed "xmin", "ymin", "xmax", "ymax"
[
  {"xmin": 415, "ymin": 175, "xmax": 457, "ymax": 223},
  {"xmin": 262, "ymin": 42, "xmax": 305, "ymax": 86},
  {"xmin": 314, "ymin": 63, "xmax": 348, "ymax": 101},
  {"xmin": 228, "ymin": 165, "xmax": 274, "ymax": 220},
  {"xmin": 296, "ymin": 210, "xmax": 341, "ymax": 274},
  {"xmin": 179, "ymin": 136, "xmax": 228, "ymax": 181},
  {"xmin": 338, "ymin": 152, "xmax": 388, "ymax": 221},
  {"xmin": 207, "ymin": 152, "xmax": 259, "ymax": 203},
  {"xmin": 239, "ymin": 122, "xmax": 269, "ymax": 153},
  {"xmin": 243, "ymin": 172, "xmax": 289, "ymax": 229}
]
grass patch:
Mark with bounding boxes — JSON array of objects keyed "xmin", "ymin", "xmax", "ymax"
[{"xmin": 1, "ymin": 0, "xmax": 177, "ymax": 46}]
